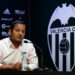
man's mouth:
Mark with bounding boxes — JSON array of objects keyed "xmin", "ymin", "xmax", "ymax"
[{"xmin": 17, "ymin": 36, "xmax": 22, "ymax": 39}]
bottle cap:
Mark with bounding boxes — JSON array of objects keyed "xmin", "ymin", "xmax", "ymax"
[{"xmin": 22, "ymin": 52, "xmax": 26, "ymax": 54}]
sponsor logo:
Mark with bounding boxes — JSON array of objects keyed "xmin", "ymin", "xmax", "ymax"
[
  {"xmin": 3, "ymin": 8, "xmax": 11, "ymax": 15},
  {"xmin": 2, "ymin": 31, "xmax": 9, "ymax": 36},
  {"xmin": 19, "ymin": 17, "xmax": 22, "ymax": 20},
  {"xmin": 1, "ymin": 24, "xmax": 10, "ymax": 29},
  {"xmin": 1, "ymin": 17, "xmax": 13, "ymax": 21},
  {"xmin": 15, "ymin": 10, "xmax": 25, "ymax": 15}
]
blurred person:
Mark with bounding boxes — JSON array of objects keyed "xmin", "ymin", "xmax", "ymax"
[{"xmin": 0, "ymin": 20, "xmax": 38, "ymax": 71}]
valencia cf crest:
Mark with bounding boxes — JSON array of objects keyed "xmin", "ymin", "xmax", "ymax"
[{"xmin": 47, "ymin": 3, "xmax": 75, "ymax": 71}]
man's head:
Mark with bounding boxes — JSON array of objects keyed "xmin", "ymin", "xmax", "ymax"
[{"xmin": 9, "ymin": 20, "xmax": 26, "ymax": 43}]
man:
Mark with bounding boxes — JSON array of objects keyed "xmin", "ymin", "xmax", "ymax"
[{"xmin": 0, "ymin": 20, "xmax": 38, "ymax": 71}]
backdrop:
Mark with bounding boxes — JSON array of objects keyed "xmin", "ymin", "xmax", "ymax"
[
  {"xmin": 30, "ymin": 0, "xmax": 75, "ymax": 71},
  {"xmin": 0, "ymin": 0, "xmax": 75, "ymax": 72},
  {"xmin": 0, "ymin": 0, "xmax": 30, "ymax": 39}
]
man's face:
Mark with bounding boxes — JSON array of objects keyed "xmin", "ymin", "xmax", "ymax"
[{"xmin": 9, "ymin": 24, "xmax": 26, "ymax": 43}]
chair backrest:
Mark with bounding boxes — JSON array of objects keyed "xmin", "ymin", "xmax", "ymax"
[
  {"xmin": 33, "ymin": 43, "xmax": 44, "ymax": 68},
  {"xmin": 23, "ymin": 39, "xmax": 44, "ymax": 68}
]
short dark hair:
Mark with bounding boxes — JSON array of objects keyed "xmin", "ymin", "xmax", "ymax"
[{"xmin": 10, "ymin": 20, "xmax": 26, "ymax": 30}]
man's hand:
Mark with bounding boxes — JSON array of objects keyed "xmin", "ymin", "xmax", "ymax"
[
  {"xmin": 26, "ymin": 66, "xmax": 31, "ymax": 71},
  {"xmin": 10, "ymin": 62, "xmax": 21, "ymax": 71},
  {"xmin": 0, "ymin": 62, "xmax": 31, "ymax": 71},
  {"xmin": 0, "ymin": 62, "xmax": 21, "ymax": 71}
]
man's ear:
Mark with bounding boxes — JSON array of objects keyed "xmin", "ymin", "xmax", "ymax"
[{"xmin": 8, "ymin": 29, "xmax": 12, "ymax": 36}]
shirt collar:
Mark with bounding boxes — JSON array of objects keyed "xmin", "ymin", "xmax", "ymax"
[{"xmin": 8, "ymin": 38, "xmax": 23, "ymax": 49}]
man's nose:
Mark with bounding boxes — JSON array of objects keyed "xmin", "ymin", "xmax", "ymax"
[{"xmin": 19, "ymin": 31, "xmax": 22, "ymax": 35}]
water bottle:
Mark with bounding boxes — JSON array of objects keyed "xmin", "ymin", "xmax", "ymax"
[{"xmin": 21, "ymin": 52, "xmax": 28, "ymax": 71}]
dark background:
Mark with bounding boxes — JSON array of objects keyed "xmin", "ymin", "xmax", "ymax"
[
  {"xmin": 30, "ymin": 0, "xmax": 75, "ymax": 71},
  {"xmin": 0, "ymin": 0, "xmax": 75, "ymax": 71},
  {"xmin": 0, "ymin": 0, "xmax": 30, "ymax": 39}
]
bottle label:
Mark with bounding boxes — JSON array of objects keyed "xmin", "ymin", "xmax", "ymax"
[{"xmin": 22, "ymin": 64, "xmax": 28, "ymax": 71}]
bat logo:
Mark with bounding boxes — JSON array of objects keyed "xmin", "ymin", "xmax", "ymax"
[{"xmin": 47, "ymin": 3, "xmax": 75, "ymax": 71}]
